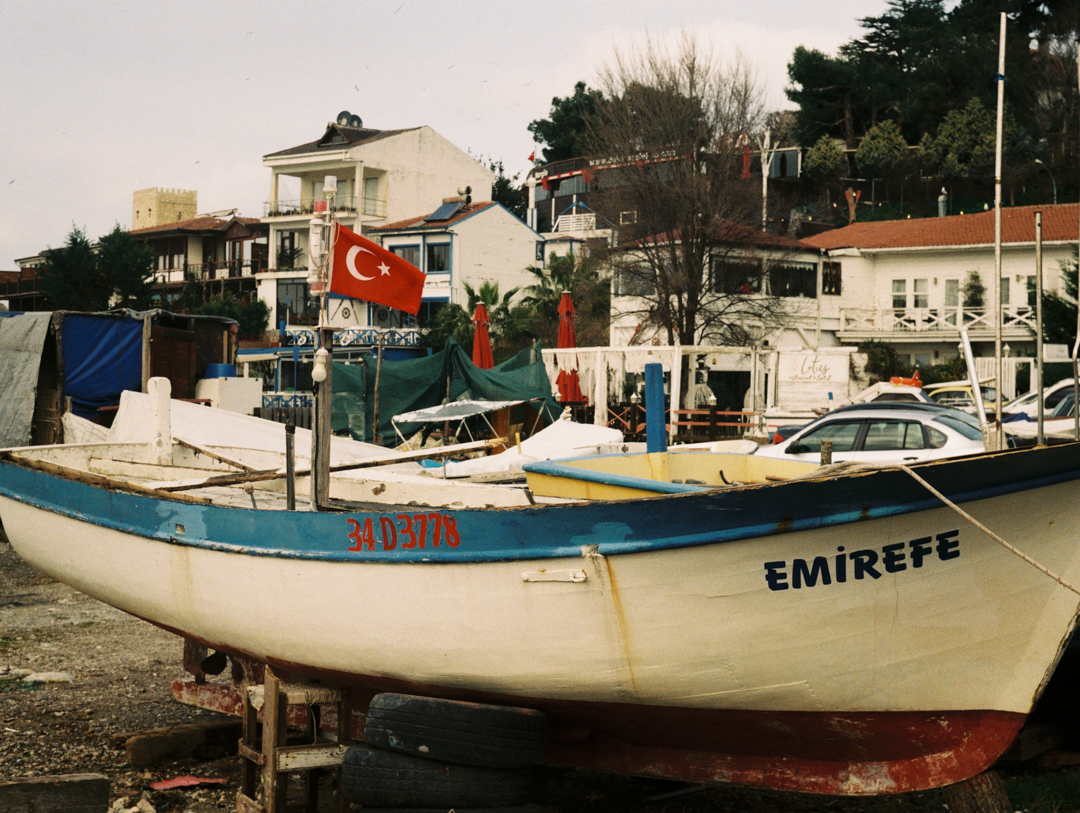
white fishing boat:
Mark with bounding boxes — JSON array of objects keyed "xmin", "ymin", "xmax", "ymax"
[{"xmin": 2, "ymin": 389, "xmax": 1080, "ymax": 796}]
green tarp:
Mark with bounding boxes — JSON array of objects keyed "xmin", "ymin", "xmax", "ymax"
[{"xmin": 330, "ymin": 339, "xmax": 561, "ymax": 445}]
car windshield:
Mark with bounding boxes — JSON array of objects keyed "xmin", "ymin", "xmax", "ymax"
[
  {"xmin": 1051, "ymin": 391, "xmax": 1075, "ymax": 418},
  {"xmin": 792, "ymin": 421, "xmax": 861, "ymax": 453},
  {"xmin": 933, "ymin": 415, "xmax": 983, "ymax": 440}
]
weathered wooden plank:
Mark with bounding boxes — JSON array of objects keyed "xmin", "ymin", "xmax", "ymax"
[
  {"xmin": 276, "ymin": 742, "xmax": 348, "ymax": 771},
  {"xmin": 236, "ymin": 791, "xmax": 265, "ymax": 813},
  {"xmin": 0, "ymin": 452, "xmax": 212, "ymax": 505},
  {"xmin": 0, "ymin": 774, "xmax": 109, "ymax": 812},
  {"xmin": 159, "ymin": 436, "xmax": 508, "ymax": 491},
  {"xmin": 113, "ymin": 720, "xmax": 242, "ymax": 767}
]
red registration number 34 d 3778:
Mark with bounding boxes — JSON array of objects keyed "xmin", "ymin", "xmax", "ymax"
[{"xmin": 347, "ymin": 513, "xmax": 461, "ymax": 552}]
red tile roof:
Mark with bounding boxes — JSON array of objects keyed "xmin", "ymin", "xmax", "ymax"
[
  {"xmin": 369, "ymin": 202, "xmax": 498, "ymax": 232},
  {"xmin": 802, "ymin": 204, "xmax": 1080, "ymax": 251},
  {"xmin": 130, "ymin": 215, "xmax": 264, "ymax": 236},
  {"xmin": 629, "ymin": 221, "xmax": 812, "ymax": 251}
]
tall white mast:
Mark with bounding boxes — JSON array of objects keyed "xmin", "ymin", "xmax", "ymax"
[{"xmin": 992, "ymin": 12, "xmax": 1005, "ymax": 450}]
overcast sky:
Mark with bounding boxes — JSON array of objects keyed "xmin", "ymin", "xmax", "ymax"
[{"xmin": 0, "ymin": 0, "xmax": 889, "ymax": 270}]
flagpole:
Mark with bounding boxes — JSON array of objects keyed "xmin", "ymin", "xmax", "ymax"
[{"xmin": 309, "ymin": 179, "xmax": 336, "ymax": 509}]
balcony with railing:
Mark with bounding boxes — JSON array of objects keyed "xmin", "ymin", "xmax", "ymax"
[
  {"xmin": 283, "ymin": 326, "xmax": 420, "ymax": 347},
  {"xmin": 839, "ymin": 306, "xmax": 1036, "ymax": 338},
  {"xmin": 185, "ymin": 258, "xmax": 269, "ymax": 280},
  {"xmin": 264, "ymin": 196, "xmax": 387, "ymax": 219}
]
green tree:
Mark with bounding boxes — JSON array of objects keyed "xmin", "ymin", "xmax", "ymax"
[
  {"xmin": 419, "ymin": 302, "xmax": 472, "ymax": 350},
  {"xmin": 963, "ymin": 270, "xmax": 986, "ymax": 309},
  {"xmin": 855, "ymin": 120, "xmax": 911, "ymax": 204},
  {"xmin": 1042, "ymin": 248, "xmax": 1078, "ymax": 349},
  {"xmin": 40, "ymin": 226, "xmax": 111, "ymax": 311},
  {"xmin": 238, "ymin": 298, "xmax": 271, "ymax": 336},
  {"xmin": 521, "ymin": 251, "xmax": 610, "ymax": 349},
  {"xmin": 803, "ymin": 136, "xmax": 848, "ymax": 206},
  {"xmin": 486, "ymin": 159, "xmax": 526, "ymax": 221},
  {"xmin": 97, "ymin": 224, "xmax": 156, "ymax": 309},
  {"xmin": 785, "ymin": 46, "xmax": 860, "ymax": 148},
  {"xmin": 858, "ymin": 339, "xmax": 910, "ymax": 381},
  {"xmin": 917, "ymin": 97, "xmax": 994, "ymax": 183},
  {"xmin": 843, "ymin": 0, "xmax": 952, "ymax": 142},
  {"xmin": 527, "ymin": 81, "xmax": 603, "ymax": 164},
  {"xmin": 194, "ymin": 291, "xmax": 241, "ymax": 321}
]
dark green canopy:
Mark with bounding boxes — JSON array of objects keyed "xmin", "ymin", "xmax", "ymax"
[{"xmin": 330, "ymin": 339, "xmax": 561, "ymax": 445}]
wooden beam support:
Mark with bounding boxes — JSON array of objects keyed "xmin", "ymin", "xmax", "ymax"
[{"xmin": 0, "ymin": 774, "xmax": 109, "ymax": 813}]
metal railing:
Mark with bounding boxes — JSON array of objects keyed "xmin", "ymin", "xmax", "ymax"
[
  {"xmin": 282, "ymin": 326, "xmax": 420, "ymax": 347},
  {"xmin": 186, "ymin": 259, "xmax": 268, "ymax": 280},
  {"xmin": 264, "ymin": 196, "xmax": 387, "ymax": 218}
]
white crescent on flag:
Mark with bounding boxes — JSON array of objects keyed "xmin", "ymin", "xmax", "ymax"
[{"xmin": 345, "ymin": 246, "xmax": 376, "ymax": 281}]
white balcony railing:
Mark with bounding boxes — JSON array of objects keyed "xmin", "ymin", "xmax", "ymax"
[
  {"xmin": 553, "ymin": 212, "xmax": 597, "ymax": 232},
  {"xmin": 839, "ymin": 306, "xmax": 1036, "ymax": 334}
]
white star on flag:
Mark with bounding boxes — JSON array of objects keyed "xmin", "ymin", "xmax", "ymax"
[{"xmin": 378, "ymin": 262, "xmax": 391, "ymax": 276}]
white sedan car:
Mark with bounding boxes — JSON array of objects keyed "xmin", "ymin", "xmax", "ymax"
[{"xmin": 754, "ymin": 405, "xmax": 985, "ymax": 465}]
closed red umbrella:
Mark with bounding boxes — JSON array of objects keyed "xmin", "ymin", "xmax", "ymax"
[
  {"xmin": 556, "ymin": 292, "xmax": 584, "ymax": 403},
  {"xmin": 472, "ymin": 303, "xmax": 494, "ymax": 370}
]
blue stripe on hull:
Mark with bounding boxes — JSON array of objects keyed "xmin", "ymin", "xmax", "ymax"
[{"xmin": 1, "ymin": 445, "xmax": 1079, "ymax": 563}]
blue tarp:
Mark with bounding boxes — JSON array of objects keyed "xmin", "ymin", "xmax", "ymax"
[{"xmin": 61, "ymin": 314, "xmax": 144, "ymax": 419}]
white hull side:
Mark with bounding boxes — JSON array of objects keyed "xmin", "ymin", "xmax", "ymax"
[{"xmin": 3, "ymin": 479, "xmax": 1078, "ymax": 717}]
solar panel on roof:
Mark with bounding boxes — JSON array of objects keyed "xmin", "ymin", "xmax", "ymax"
[{"xmin": 425, "ymin": 202, "xmax": 463, "ymax": 222}]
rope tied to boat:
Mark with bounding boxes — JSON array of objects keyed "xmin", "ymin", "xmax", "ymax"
[{"xmin": 898, "ymin": 463, "xmax": 1080, "ymax": 597}]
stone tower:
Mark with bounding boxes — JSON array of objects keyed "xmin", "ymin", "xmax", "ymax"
[{"xmin": 132, "ymin": 188, "xmax": 197, "ymax": 230}]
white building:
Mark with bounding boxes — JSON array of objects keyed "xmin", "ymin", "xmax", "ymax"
[
  {"xmin": 367, "ymin": 201, "xmax": 541, "ymax": 328},
  {"xmin": 802, "ymin": 203, "xmax": 1079, "ymax": 369},
  {"xmin": 259, "ymin": 113, "xmax": 495, "ymax": 336}
]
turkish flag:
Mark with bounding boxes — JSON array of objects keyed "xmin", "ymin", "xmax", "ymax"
[{"xmin": 328, "ymin": 223, "xmax": 425, "ymax": 315}]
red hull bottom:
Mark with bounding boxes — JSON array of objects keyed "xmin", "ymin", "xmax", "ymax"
[
  {"xmin": 267, "ymin": 658, "xmax": 1023, "ymax": 796},
  {"xmin": 161, "ymin": 623, "xmax": 1025, "ymax": 797}
]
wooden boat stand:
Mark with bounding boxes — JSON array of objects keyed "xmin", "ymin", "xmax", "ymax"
[{"xmin": 237, "ymin": 666, "xmax": 353, "ymax": 813}]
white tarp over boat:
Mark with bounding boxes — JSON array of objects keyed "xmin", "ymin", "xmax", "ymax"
[
  {"xmin": 106, "ymin": 390, "xmax": 392, "ymax": 466},
  {"xmin": 434, "ymin": 412, "xmax": 623, "ymax": 478},
  {"xmin": 393, "ymin": 399, "xmax": 531, "ymax": 424}
]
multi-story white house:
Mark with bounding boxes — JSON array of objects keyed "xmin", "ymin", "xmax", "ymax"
[
  {"xmin": 802, "ymin": 204, "xmax": 1080, "ymax": 369},
  {"xmin": 259, "ymin": 113, "xmax": 494, "ymax": 336}
]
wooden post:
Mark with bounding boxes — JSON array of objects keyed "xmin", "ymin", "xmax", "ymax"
[
  {"xmin": 709, "ymin": 404, "xmax": 718, "ymax": 441},
  {"xmin": 260, "ymin": 667, "xmax": 288, "ymax": 812}
]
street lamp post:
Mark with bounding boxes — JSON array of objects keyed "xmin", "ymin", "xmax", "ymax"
[{"xmin": 1034, "ymin": 159, "xmax": 1058, "ymax": 205}]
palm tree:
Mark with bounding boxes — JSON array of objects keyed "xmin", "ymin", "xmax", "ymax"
[{"xmin": 521, "ymin": 251, "xmax": 610, "ymax": 347}]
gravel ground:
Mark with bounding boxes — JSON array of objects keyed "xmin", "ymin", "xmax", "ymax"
[{"xmin": 1, "ymin": 526, "xmax": 1077, "ymax": 813}]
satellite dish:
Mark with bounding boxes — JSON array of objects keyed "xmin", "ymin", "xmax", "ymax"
[
  {"xmin": 337, "ymin": 110, "xmax": 351, "ymax": 125},
  {"xmin": 350, "ymin": 114, "xmax": 363, "ymax": 128}
]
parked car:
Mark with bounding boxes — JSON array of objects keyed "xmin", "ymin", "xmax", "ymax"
[
  {"xmin": 1004, "ymin": 379, "xmax": 1076, "ymax": 418},
  {"xmin": 754, "ymin": 404, "xmax": 986, "ymax": 464},
  {"xmin": 923, "ymin": 379, "xmax": 998, "ymax": 412}
]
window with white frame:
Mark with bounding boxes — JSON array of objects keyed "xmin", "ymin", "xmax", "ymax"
[
  {"xmin": 892, "ymin": 280, "xmax": 907, "ymax": 309},
  {"xmin": 913, "ymin": 279, "xmax": 928, "ymax": 309},
  {"xmin": 391, "ymin": 245, "xmax": 420, "ymax": 268},
  {"xmin": 1000, "ymin": 277, "xmax": 1010, "ymax": 306},
  {"xmin": 427, "ymin": 243, "xmax": 451, "ymax": 273}
]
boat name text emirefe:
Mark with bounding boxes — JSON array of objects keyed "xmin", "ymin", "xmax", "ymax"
[{"xmin": 764, "ymin": 530, "xmax": 960, "ymax": 591}]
